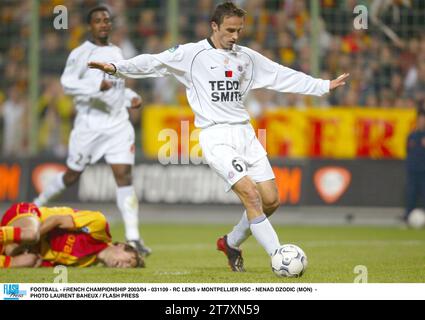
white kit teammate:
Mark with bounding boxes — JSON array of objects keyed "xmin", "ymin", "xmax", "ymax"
[
  {"xmin": 89, "ymin": 2, "xmax": 348, "ymax": 271},
  {"xmin": 34, "ymin": 6, "xmax": 151, "ymax": 257}
]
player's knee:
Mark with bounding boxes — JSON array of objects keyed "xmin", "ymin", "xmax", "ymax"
[
  {"xmin": 63, "ymin": 170, "xmax": 81, "ymax": 186},
  {"xmin": 263, "ymin": 197, "xmax": 280, "ymax": 216},
  {"xmin": 114, "ymin": 172, "xmax": 132, "ymax": 186},
  {"xmin": 112, "ymin": 166, "xmax": 132, "ymax": 186},
  {"xmin": 239, "ymin": 185, "xmax": 262, "ymax": 210}
]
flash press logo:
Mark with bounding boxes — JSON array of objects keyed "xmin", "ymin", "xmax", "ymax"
[{"xmin": 3, "ymin": 284, "xmax": 27, "ymax": 300}]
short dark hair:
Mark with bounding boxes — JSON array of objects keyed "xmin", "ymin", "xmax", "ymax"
[
  {"xmin": 86, "ymin": 5, "xmax": 111, "ymax": 24},
  {"xmin": 211, "ymin": 1, "xmax": 246, "ymax": 26}
]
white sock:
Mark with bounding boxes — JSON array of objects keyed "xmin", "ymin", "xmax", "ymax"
[
  {"xmin": 250, "ymin": 214, "xmax": 280, "ymax": 256},
  {"xmin": 34, "ymin": 172, "xmax": 66, "ymax": 206},
  {"xmin": 227, "ymin": 210, "xmax": 252, "ymax": 249},
  {"xmin": 116, "ymin": 185, "xmax": 140, "ymax": 241}
]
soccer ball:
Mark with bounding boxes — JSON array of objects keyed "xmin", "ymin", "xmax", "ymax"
[
  {"xmin": 408, "ymin": 208, "xmax": 425, "ymax": 229},
  {"xmin": 271, "ymin": 244, "xmax": 308, "ymax": 278}
]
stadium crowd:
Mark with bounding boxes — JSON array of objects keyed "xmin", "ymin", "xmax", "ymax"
[{"xmin": 0, "ymin": 0, "xmax": 424, "ymax": 156}]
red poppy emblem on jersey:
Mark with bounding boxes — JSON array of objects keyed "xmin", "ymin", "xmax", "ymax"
[{"xmin": 225, "ymin": 70, "xmax": 233, "ymax": 78}]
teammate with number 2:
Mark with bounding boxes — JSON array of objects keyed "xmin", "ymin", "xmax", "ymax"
[
  {"xmin": 34, "ymin": 6, "xmax": 151, "ymax": 257},
  {"xmin": 89, "ymin": 2, "xmax": 348, "ymax": 272}
]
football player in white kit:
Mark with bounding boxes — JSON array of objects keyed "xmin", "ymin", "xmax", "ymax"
[
  {"xmin": 89, "ymin": 2, "xmax": 349, "ymax": 272},
  {"xmin": 34, "ymin": 6, "xmax": 152, "ymax": 257}
]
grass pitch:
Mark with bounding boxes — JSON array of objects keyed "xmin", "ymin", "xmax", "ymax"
[{"xmin": 1, "ymin": 224, "xmax": 424, "ymax": 283}]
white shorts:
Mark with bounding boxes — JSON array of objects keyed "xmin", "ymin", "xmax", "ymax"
[
  {"xmin": 67, "ymin": 121, "xmax": 135, "ymax": 172},
  {"xmin": 199, "ymin": 123, "xmax": 275, "ymax": 192}
]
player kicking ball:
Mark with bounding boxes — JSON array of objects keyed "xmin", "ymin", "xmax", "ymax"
[
  {"xmin": 33, "ymin": 5, "xmax": 151, "ymax": 257},
  {"xmin": 88, "ymin": 2, "xmax": 348, "ymax": 272}
]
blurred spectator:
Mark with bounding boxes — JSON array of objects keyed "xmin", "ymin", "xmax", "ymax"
[
  {"xmin": 1, "ymin": 0, "xmax": 425, "ymax": 156},
  {"xmin": 342, "ymin": 88, "xmax": 360, "ymax": 107},
  {"xmin": 390, "ymin": 74, "xmax": 404, "ymax": 98},
  {"xmin": 67, "ymin": 11, "xmax": 85, "ymax": 50},
  {"xmin": 111, "ymin": 24, "xmax": 138, "ymax": 59},
  {"xmin": 365, "ymin": 93, "xmax": 379, "ymax": 107},
  {"xmin": 37, "ymin": 78, "xmax": 73, "ymax": 157},
  {"xmin": 246, "ymin": 89, "xmax": 278, "ymax": 118},
  {"xmin": 40, "ymin": 32, "xmax": 67, "ymax": 75},
  {"xmin": 0, "ymin": 86, "xmax": 27, "ymax": 156},
  {"xmin": 194, "ymin": 20, "xmax": 210, "ymax": 40},
  {"xmin": 243, "ymin": 0, "xmax": 269, "ymax": 45},
  {"xmin": 136, "ymin": 9, "xmax": 158, "ymax": 38},
  {"xmin": 407, "ymin": 61, "xmax": 425, "ymax": 106},
  {"xmin": 276, "ymin": 31, "xmax": 296, "ymax": 68},
  {"xmin": 370, "ymin": 0, "xmax": 411, "ymax": 48},
  {"xmin": 399, "ymin": 38, "xmax": 419, "ymax": 76}
]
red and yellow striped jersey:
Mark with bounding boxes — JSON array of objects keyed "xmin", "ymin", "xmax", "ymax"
[
  {"xmin": 39, "ymin": 207, "xmax": 112, "ymax": 267},
  {"xmin": 1, "ymin": 203, "xmax": 41, "ymax": 227}
]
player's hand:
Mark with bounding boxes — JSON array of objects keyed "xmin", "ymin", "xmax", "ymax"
[
  {"xmin": 88, "ymin": 61, "xmax": 116, "ymax": 74},
  {"xmin": 130, "ymin": 96, "xmax": 142, "ymax": 109},
  {"xmin": 32, "ymin": 255, "xmax": 43, "ymax": 268},
  {"xmin": 100, "ymin": 80, "xmax": 113, "ymax": 91},
  {"xmin": 10, "ymin": 253, "xmax": 42, "ymax": 268},
  {"xmin": 330, "ymin": 73, "xmax": 350, "ymax": 90}
]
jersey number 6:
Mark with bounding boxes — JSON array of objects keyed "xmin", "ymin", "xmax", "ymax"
[{"xmin": 232, "ymin": 159, "xmax": 245, "ymax": 173}]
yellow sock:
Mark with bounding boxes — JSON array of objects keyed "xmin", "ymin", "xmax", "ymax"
[
  {"xmin": 0, "ymin": 255, "xmax": 12, "ymax": 268},
  {"xmin": 0, "ymin": 226, "xmax": 21, "ymax": 245}
]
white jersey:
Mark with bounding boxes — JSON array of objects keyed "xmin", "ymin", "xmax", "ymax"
[
  {"xmin": 113, "ymin": 39, "xmax": 330, "ymax": 128},
  {"xmin": 61, "ymin": 40, "xmax": 140, "ymax": 129}
]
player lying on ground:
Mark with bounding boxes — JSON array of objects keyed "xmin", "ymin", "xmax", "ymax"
[
  {"xmin": 0, "ymin": 203, "xmax": 144, "ymax": 268},
  {"xmin": 88, "ymin": 1, "xmax": 348, "ymax": 272}
]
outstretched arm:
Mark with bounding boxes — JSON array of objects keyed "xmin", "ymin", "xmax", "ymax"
[
  {"xmin": 88, "ymin": 44, "xmax": 194, "ymax": 82},
  {"xmin": 249, "ymin": 47, "xmax": 349, "ymax": 96},
  {"xmin": 88, "ymin": 53, "xmax": 173, "ymax": 80},
  {"xmin": 1, "ymin": 253, "xmax": 42, "ymax": 268},
  {"xmin": 40, "ymin": 215, "xmax": 75, "ymax": 236}
]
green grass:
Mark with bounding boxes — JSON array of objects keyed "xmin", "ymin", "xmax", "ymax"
[{"xmin": 1, "ymin": 224, "xmax": 425, "ymax": 283}]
